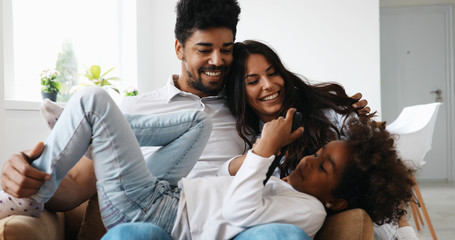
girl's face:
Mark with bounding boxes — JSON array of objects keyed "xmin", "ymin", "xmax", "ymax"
[
  {"xmin": 244, "ymin": 54, "xmax": 285, "ymax": 122},
  {"xmin": 283, "ymin": 140, "xmax": 353, "ymax": 204}
]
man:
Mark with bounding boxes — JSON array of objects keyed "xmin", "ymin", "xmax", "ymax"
[{"xmin": 2, "ymin": 0, "xmax": 367, "ymax": 239}]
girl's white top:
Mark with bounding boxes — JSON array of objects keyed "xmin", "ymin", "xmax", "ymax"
[{"xmin": 171, "ymin": 150, "xmax": 326, "ymax": 240}]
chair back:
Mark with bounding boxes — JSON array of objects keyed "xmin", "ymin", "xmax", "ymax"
[{"xmin": 386, "ymin": 102, "xmax": 442, "ymax": 169}]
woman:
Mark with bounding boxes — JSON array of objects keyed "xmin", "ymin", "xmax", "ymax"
[
  {"xmin": 224, "ymin": 40, "xmax": 362, "ymax": 177},
  {"xmin": 223, "ymin": 40, "xmax": 418, "ymax": 239}
]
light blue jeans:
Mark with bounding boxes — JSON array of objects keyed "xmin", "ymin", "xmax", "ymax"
[
  {"xmin": 30, "ymin": 87, "xmax": 212, "ymax": 232},
  {"xmin": 101, "ymin": 223, "xmax": 171, "ymax": 240},
  {"xmin": 102, "ymin": 222, "xmax": 311, "ymax": 240},
  {"xmin": 234, "ymin": 223, "xmax": 311, "ymax": 240}
]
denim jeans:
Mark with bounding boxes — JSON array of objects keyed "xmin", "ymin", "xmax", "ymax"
[
  {"xmin": 234, "ymin": 223, "xmax": 312, "ymax": 240},
  {"xmin": 101, "ymin": 222, "xmax": 310, "ymax": 240},
  {"xmin": 101, "ymin": 222, "xmax": 171, "ymax": 240},
  {"xmin": 29, "ymin": 87, "xmax": 212, "ymax": 232}
]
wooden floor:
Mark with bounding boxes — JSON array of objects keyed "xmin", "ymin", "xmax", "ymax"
[{"xmin": 410, "ymin": 181, "xmax": 455, "ymax": 240}]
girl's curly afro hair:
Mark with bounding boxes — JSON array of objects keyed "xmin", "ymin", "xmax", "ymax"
[{"xmin": 330, "ymin": 116, "xmax": 415, "ymax": 225}]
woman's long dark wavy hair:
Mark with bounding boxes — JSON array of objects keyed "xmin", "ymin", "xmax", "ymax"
[{"xmin": 226, "ymin": 40, "xmax": 360, "ymax": 176}]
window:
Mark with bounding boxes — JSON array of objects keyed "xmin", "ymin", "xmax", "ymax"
[{"xmin": 4, "ymin": 0, "xmax": 137, "ymax": 102}]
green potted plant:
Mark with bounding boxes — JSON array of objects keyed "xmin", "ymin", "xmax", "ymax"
[
  {"xmin": 71, "ymin": 65, "xmax": 120, "ymax": 94},
  {"xmin": 124, "ymin": 86, "xmax": 139, "ymax": 97},
  {"xmin": 40, "ymin": 69, "xmax": 62, "ymax": 102}
]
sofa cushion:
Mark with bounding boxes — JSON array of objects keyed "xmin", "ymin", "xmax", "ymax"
[
  {"xmin": 0, "ymin": 210, "xmax": 63, "ymax": 240},
  {"xmin": 315, "ymin": 208, "xmax": 374, "ymax": 240}
]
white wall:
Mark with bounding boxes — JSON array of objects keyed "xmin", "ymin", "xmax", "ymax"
[
  {"xmin": 0, "ymin": 107, "xmax": 50, "ymax": 173},
  {"xmin": 0, "ymin": 0, "xmax": 5, "ymax": 162},
  {"xmin": 136, "ymin": 0, "xmax": 179, "ymax": 92},
  {"xmin": 137, "ymin": 0, "xmax": 381, "ymax": 115}
]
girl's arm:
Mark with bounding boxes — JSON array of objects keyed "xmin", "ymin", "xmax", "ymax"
[
  {"xmin": 216, "ymin": 154, "xmax": 246, "ymax": 176},
  {"xmin": 227, "ymin": 154, "xmax": 246, "ymax": 176},
  {"xmin": 222, "ymin": 109, "xmax": 305, "ymax": 225},
  {"xmin": 222, "ymin": 150, "xmax": 325, "ymax": 237},
  {"xmin": 222, "ymin": 117, "xmax": 290, "ymax": 176}
]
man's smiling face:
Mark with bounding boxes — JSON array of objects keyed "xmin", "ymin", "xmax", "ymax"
[{"xmin": 176, "ymin": 27, "xmax": 234, "ymax": 97}]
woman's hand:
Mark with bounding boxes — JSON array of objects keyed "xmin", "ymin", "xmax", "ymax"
[
  {"xmin": 351, "ymin": 92, "xmax": 371, "ymax": 115},
  {"xmin": 253, "ymin": 108, "xmax": 304, "ymax": 158}
]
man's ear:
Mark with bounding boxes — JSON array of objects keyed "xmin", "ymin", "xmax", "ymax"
[
  {"xmin": 327, "ymin": 198, "xmax": 348, "ymax": 211},
  {"xmin": 175, "ymin": 40, "xmax": 184, "ymax": 60}
]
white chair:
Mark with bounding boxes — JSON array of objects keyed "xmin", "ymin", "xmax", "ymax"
[{"xmin": 386, "ymin": 102, "xmax": 442, "ymax": 240}]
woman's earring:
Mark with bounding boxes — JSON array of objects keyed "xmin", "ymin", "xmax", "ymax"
[{"xmin": 325, "ymin": 202, "xmax": 332, "ymax": 208}]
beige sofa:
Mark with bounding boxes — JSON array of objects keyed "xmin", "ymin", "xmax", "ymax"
[{"xmin": 0, "ymin": 194, "xmax": 373, "ymax": 240}]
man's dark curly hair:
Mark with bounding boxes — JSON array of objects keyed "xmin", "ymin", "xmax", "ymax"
[
  {"xmin": 330, "ymin": 116, "xmax": 415, "ymax": 225},
  {"xmin": 174, "ymin": 0, "xmax": 241, "ymax": 46}
]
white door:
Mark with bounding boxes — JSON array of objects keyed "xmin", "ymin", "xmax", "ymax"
[{"xmin": 380, "ymin": 5, "xmax": 454, "ymax": 181}]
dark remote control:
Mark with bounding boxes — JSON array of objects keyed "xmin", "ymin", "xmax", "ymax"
[{"xmin": 291, "ymin": 111, "xmax": 303, "ymax": 132}]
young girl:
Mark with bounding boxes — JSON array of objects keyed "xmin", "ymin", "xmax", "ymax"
[{"xmin": 0, "ymin": 87, "xmax": 413, "ymax": 239}]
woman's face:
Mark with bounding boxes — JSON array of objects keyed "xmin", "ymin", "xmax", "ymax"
[
  {"xmin": 244, "ymin": 54, "xmax": 285, "ymax": 122},
  {"xmin": 283, "ymin": 141, "xmax": 353, "ymax": 204}
]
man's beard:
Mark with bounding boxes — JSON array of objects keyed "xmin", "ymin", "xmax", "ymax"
[
  {"xmin": 185, "ymin": 63, "xmax": 228, "ymax": 96},
  {"xmin": 189, "ymin": 78, "xmax": 224, "ymax": 96}
]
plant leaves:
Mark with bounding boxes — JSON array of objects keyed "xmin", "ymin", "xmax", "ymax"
[
  {"xmin": 101, "ymin": 79, "xmax": 112, "ymax": 86},
  {"xmin": 55, "ymin": 81, "xmax": 62, "ymax": 91},
  {"xmin": 90, "ymin": 65, "xmax": 101, "ymax": 79},
  {"xmin": 100, "ymin": 67, "xmax": 115, "ymax": 78},
  {"xmin": 83, "ymin": 73, "xmax": 94, "ymax": 80}
]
